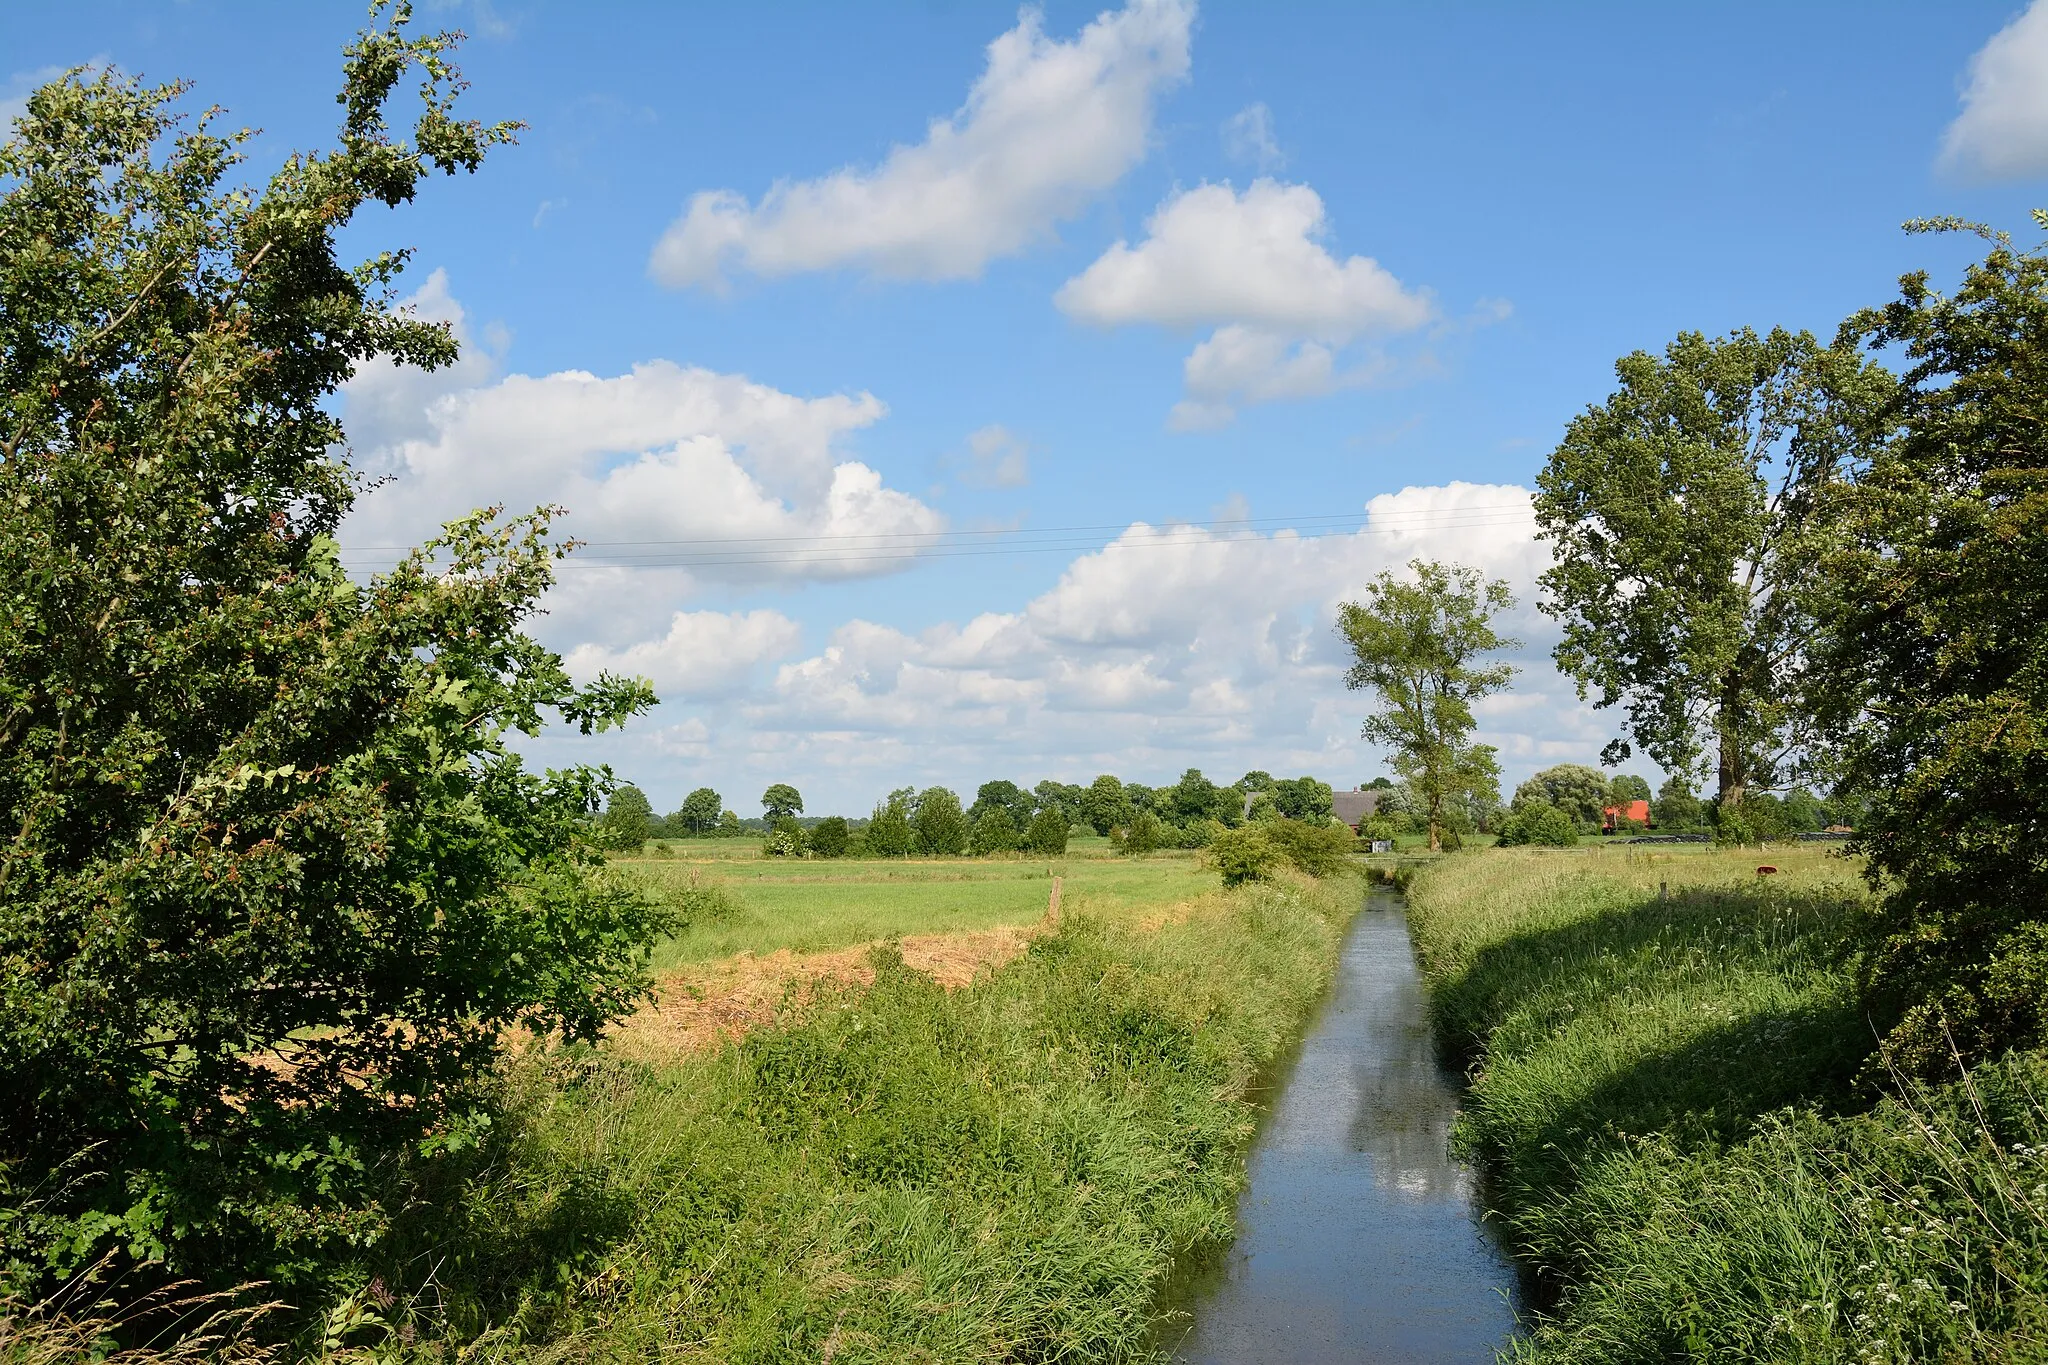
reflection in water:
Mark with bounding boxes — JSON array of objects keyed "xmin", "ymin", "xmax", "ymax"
[{"xmin": 1167, "ymin": 893, "xmax": 1519, "ymax": 1364}]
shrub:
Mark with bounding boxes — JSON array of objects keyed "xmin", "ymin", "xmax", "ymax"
[
  {"xmin": 1210, "ymin": 826, "xmax": 1279, "ymax": 886},
  {"xmin": 912, "ymin": 787, "xmax": 969, "ymax": 856},
  {"xmin": 969, "ymin": 808, "xmax": 1021, "ymax": 855},
  {"xmin": 1024, "ymin": 807, "xmax": 1070, "ymax": 856},
  {"xmin": 1264, "ymin": 819, "xmax": 1356, "ymax": 877},
  {"xmin": 761, "ymin": 816, "xmax": 808, "ymax": 857},
  {"xmin": 1116, "ymin": 810, "xmax": 1168, "ymax": 855},
  {"xmin": 1493, "ymin": 802, "xmax": 1579, "ymax": 846},
  {"xmin": 809, "ymin": 816, "xmax": 852, "ymax": 858},
  {"xmin": 865, "ymin": 795, "xmax": 914, "ymax": 857},
  {"xmin": 0, "ymin": 30, "xmax": 678, "ymax": 1299}
]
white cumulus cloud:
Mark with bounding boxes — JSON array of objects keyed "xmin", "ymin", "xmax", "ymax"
[
  {"xmin": 1942, "ymin": 0, "xmax": 2048, "ymax": 180},
  {"xmin": 338, "ymin": 275, "xmax": 944, "ymax": 649},
  {"xmin": 565, "ymin": 609, "xmax": 803, "ymax": 700},
  {"xmin": 649, "ymin": 0, "xmax": 1193, "ymax": 288},
  {"xmin": 1057, "ymin": 179, "xmax": 1434, "ymax": 427}
]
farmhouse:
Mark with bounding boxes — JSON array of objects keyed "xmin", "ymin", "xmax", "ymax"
[
  {"xmin": 1332, "ymin": 788, "xmax": 1383, "ymax": 831},
  {"xmin": 1602, "ymin": 799, "xmax": 1652, "ymax": 833}
]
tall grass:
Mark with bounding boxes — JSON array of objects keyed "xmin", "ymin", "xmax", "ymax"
[
  {"xmin": 1408, "ymin": 846, "xmax": 2048, "ymax": 1361},
  {"xmin": 346, "ymin": 872, "xmax": 1357, "ymax": 1362}
]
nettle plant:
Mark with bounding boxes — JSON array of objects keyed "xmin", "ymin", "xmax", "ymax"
[{"xmin": 0, "ymin": 6, "xmax": 666, "ymax": 1293}]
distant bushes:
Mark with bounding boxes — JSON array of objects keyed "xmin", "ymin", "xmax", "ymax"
[
  {"xmin": 1491, "ymin": 802, "xmax": 1579, "ymax": 847},
  {"xmin": 1207, "ymin": 819, "xmax": 1356, "ymax": 885}
]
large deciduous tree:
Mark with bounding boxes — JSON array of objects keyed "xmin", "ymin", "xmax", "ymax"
[
  {"xmin": 0, "ymin": 8, "xmax": 668, "ymax": 1293},
  {"xmin": 1812, "ymin": 214, "xmax": 2048, "ymax": 1075},
  {"xmin": 1338, "ymin": 560, "xmax": 1516, "ymax": 852},
  {"xmin": 677, "ymin": 785, "xmax": 723, "ymax": 836},
  {"xmin": 760, "ymin": 783, "xmax": 804, "ymax": 821},
  {"xmin": 1535, "ymin": 327, "xmax": 1893, "ymax": 805}
]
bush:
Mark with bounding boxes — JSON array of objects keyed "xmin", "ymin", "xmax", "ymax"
[
  {"xmin": 1493, "ymin": 802, "xmax": 1579, "ymax": 846},
  {"xmin": 761, "ymin": 816, "xmax": 808, "ymax": 857},
  {"xmin": 969, "ymin": 808, "xmax": 1021, "ymax": 855},
  {"xmin": 1209, "ymin": 826, "xmax": 1279, "ymax": 886},
  {"xmin": 809, "ymin": 816, "xmax": 851, "ymax": 858},
  {"xmin": 865, "ymin": 796, "xmax": 914, "ymax": 857},
  {"xmin": 1024, "ymin": 807, "xmax": 1069, "ymax": 856},
  {"xmin": 1263, "ymin": 819, "xmax": 1357, "ymax": 877},
  {"xmin": 1115, "ymin": 810, "xmax": 1168, "ymax": 854},
  {"xmin": 0, "ymin": 34, "xmax": 681, "ymax": 1301},
  {"xmin": 912, "ymin": 787, "xmax": 969, "ymax": 856}
]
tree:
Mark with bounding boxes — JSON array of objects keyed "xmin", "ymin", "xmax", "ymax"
[
  {"xmin": 1273, "ymin": 776, "xmax": 1335, "ymax": 823},
  {"xmin": 0, "ymin": 19, "xmax": 673, "ymax": 1294},
  {"xmin": 1084, "ymin": 774, "xmax": 1131, "ymax": 835},
  {"xmin": 1338, "ymin": 560, "xmax": 1517, "ymax": 852},
  {"xmin": 1511, "ymin": 764, "xmax": 1612, "ymax": 829},
  {"xmin": 761, "ymin": 815, "xmax": 807, "ymax": 858},
  {"xmin": 715, "ymin": 809, "xmax": 743, "ymax": 839},
  {"xmin": 1210, "ymin": 826, "xmax": 1277, "ymax": 886},
  {"xmin": 761, "ymin": 783, "xmax": 804, "ymax": 821},
  {"xmin": 1652, "ymin": 776, "xmax": 1705, "ymax": 831},
  {"xmin": 1117, "ymin": 809, "xmax": 1168, "ymax": 855},
  {"xmin": 1024, "ymin": 806, "xmax": 1069, "ymax": 856},
  {"xmin": 864, "ymin": 793, "xmax": 914, "ymax": 857},
  {"xmin": 1535, "ymin": 327, "xmax": 1893, "ymax": 806},
  {"xmin": 911, "ymin": 786, "xmax": 968, "ymax": 856},
  {"xmin": 1607, "ymin": 773, "xmax": 1653, "ymax": 807},
  {"xmin": 969, "ymin": 807, "xmax": 1021, "ymax": 856},
  {"xmin": 1035, "ymin": 779, "xmax": 1085, "ymax": 829},
  {"xmin": 599, "ymin": 784, "xmax": 654, "ymax": 850},
  {"xmin": 1808, "ymin": 214, "xmax": 2048, "ymax": 1074},
  {"xmin": 1493, "ymin": 804, "xmax": 1579, "ymax": 847},
  {"xmin": 1236, "ymin": 770, "xmax": 1277, "ymax": 794},
  {"xmin": 677, "ymin": 786, "xmax": 722, "ymax": 836},
  {"xmin": 969, "ymin": 779, "xmax": 1033, "ymax": 830},
  {"xmin": 809, "ymin": 816, "xmax": 852, "ymax": 858},
  {"xmin": 1124, "ymin": 782, "xmax": 1157, "ymax": 814}
]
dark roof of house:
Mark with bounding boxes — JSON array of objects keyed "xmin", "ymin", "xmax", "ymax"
[{"xmin": 1331, "ymin": 789, "xmax": 1382, "ymax": 826}]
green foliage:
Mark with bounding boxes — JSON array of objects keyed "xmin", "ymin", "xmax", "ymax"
[
  {"xmin": 968, "ymin": 807, "xmax": 1021, "ymax": 856},
  {"xmin": 1209, "ymin": 825, "xmax": 1278, "ymax": 886},
  {"xmin": 1405, "ymin": 849, "xmax": 2047, "ymax": 1362},
  {"xmin": 1262, "ymin": 819, "xmax": 1356, "ymax": 877},
  {"xmin": 759, "ymin": 783, "xmax": 803, "ymax": 821},
  {"xmin": 968, "ymin": 780, "xmax": 1032, "ymax": 830},
  {"xmin": 1491, "ymin": 802, "xmax": 1580, "ymax": 847},
  {"xmin": 1511, "ymin": 764, "xmax": 1611, "ymax": 829},
  {"xmin": 0, "ymin": 16, "xmax": 678, "ymax": 1298},
  {"xmin": 1535, "ymin": 326, "xmax": 1894, "ymax": 803},
  {"xmin": 1032, "ymin": 779, "xmax": 1085, "ymax": 830},
  {"xmin": 1651, "ymin": 776, "xmax": 1706, "ymax": 832},
  {"xmin": 1808, "ymin": 216, "xmax": 2048, "ymax": 1075},
  {"xmin": 1338, "ymin": 559, "xmax": 1516, "ymax": 851},
  {"xmin": 1235, "ymin": 770, "xmax": 1276, "ymax": 794},
  {"xmin": 807, "ymin": 816, "xmax": 851, "ymax": 859},
  {"xmin": 911, "ymin": 787, "xmax": 968, "ymax": 856},
  {"xmin": 1272, "ymin": 775, "xmax": 1334, "ymax": 823},
  {"xmin": 676, "ymin": 786, "xmax": 723, "ymax": 836},
  {"xmin": 715, "ymin": 809, "xmax": 743, "ymax": 839},
  {"xmin": 1084, "ymin": 774, "xmax": 1131, "ymax": 835},
  {"xmin": 1023, "ymin": 806, "xmax": 1069, "ymax": 857},
  {"xmin": 1607, "ymin": 773, "xmax": 1652, "ymax": 807},
  {"xmin": 864, "ymin": 793, "xmax": 914, "ymax": 858},
  {"xmin": 1245, "ymin": 792, "xmax": 1281, "ymax": 823},
  {"xmin": 1115, "ymin": 810, "xmax": 1168, "ymax": 855},
  {"xmin": 1165, "ymin": 768, "xmax": 1237, "ymax": 827},
  {"xmin": 759, "ymin": 815, "xmax": 808, "ymax": 858},
  {"xmin": 1781, "ymin": 786, "xmax": 1826, "ymax": 833},
  {"xmin": 599, "ymin": 784, "xmax": 654, "ymax": 851}
]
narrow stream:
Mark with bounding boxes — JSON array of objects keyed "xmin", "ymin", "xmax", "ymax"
[{"xmin": 1164, "ymin": 890, "xmax": 1521, "ymax": 1363}]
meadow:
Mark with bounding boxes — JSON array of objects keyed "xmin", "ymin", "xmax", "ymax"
[
  {"xmin": 1404, "ymin": 845, "xmax": 2048, "ymax": 1361},
  {"xmin": 621, "ymin": 839, "xmax": 1215, "ymax": 966}
]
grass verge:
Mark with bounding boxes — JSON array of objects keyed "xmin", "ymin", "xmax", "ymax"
[
  {"xmin": 1407, "ymin": 846, "xmax": 2048, "ymax": 1362},
  {"xmin": 363, "ymin": 869, "xmax": 1357, "ymax": 1362}
]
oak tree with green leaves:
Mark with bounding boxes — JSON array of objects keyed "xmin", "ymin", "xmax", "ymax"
[
  {"xmin": 1338, "ymin": 560, "xmax": 1516, "ymax": 852},
  {"xmin": 676, "ymin": 785, "xmax": 723, "ymax": 836},
  {"xmin": 0, "ymin": 8, "xmax": 668, "ymax": 1295},
  {"xmin": 1812, "ymin": 213, "xmax": 2048, "ymax": 1075},
  {"xmin": 760, "ymin": 783, "xmax": 804, "ymax": 821},
  {"xmin": 1535, "ymin": 327, "xmax": 1894, "ymax": 805}
]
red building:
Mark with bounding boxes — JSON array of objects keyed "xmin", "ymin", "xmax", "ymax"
[{"xmin": 1602, "ymin": 799, "xmax": 1652, "ymax": 833}]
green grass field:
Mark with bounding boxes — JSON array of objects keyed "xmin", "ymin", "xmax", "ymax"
[
  {"xmin": 1407, "ymin": 845, "xmax": 2048, "ymax": 1362},
  {"xmin": 621, "ymin": 842, "xmax": 1216, "ymax": 968}
]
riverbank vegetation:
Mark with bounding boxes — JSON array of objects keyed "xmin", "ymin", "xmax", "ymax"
[{"xmin": 1407, "ymin": 847, "xmax": 2048, "ymax": 1361}]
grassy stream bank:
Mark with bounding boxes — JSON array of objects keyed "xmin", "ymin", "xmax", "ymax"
[
  {"xmin": 347, "ymin": 868, "xmax": 1358, "ymax": 1362},
  {"xmin": 1406, "ymin": 848, "xmax": 2048, "ymax": 1362}
]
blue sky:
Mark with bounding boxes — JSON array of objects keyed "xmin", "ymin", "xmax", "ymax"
[{"xmin": 5, "ymin": 1, "xmax": 2047, "ymax": 819}]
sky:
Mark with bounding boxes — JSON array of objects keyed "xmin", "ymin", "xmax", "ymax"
[{"xmin": 5, "ymin": 1, "xmax": 2048, "ymax": 819}]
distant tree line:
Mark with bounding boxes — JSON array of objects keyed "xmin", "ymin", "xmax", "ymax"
[{"xmin": 593, "ymin": 767, "xmax": 1353, "ymax": 859}]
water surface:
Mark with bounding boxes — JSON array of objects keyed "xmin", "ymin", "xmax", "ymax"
[{"xmin": 1166, "ymin": 891, "xmax": 1520, "ymax": 1363}]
